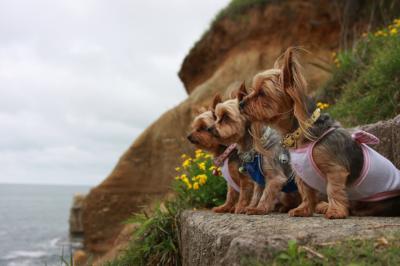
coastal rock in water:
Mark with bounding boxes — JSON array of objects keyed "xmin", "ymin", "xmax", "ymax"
[{"xmin": 69, "ymin": 193, "xmax": 86, "ymax": 236}]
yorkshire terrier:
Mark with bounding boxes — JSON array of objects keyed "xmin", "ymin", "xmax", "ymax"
[
  {"xmin": 187, "ymin": 105, "xmax": 254, "ymax": 214},
  {"xmin": 211, "ymin": 91, "xmax": 300, "ymax": 215},
  {"xmin": 239, "ymin": 47, "xmax": 400, "ymax": 218}
]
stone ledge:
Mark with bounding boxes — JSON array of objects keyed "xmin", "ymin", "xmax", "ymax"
[{"xmin": 179, "ymin": 210, "xmax": 400, "ymax": 266}]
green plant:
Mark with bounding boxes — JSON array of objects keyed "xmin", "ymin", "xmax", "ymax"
[
  {"xmin": 105, "ymin": 150, "xmax": 226, "ymax": 266},
  {"xmin": 319, "ymin": 18, "xmax": 400, "ymax": 126},
  {"xmin": 174, "ymin": 149, "xmax": 226, "ymax": 208}
]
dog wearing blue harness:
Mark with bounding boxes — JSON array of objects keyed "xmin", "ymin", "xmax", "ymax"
[{"xmin": 211, "ymin": 91, "xmax": 300, "ymax": 215}]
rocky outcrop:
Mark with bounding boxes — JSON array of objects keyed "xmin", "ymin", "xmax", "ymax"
[
  {"xmin": 69, "ymin": 194, "xmax": 86, "ymax": 236},
  {"xmin": 179, "ymin": 211, "xmax": 400, "ymax": 266},
  {"xmin": 81, "ymin": 0, "xmax": 398, "ymax": 254}
]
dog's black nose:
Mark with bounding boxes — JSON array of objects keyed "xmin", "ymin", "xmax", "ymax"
[
  {"xmin": 239, "ymin": 100, "xmax": 245, "ymax": 110},
  {"xmin": 187, "ymin": 134, "xmax": 194, "ymax": 143}
]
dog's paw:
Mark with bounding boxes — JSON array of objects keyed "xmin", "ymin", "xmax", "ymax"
[
  {"xmin": 234, "ymin": 205, "xmax": 247, "ymax": 214},
  {"xmin": 288, "ymin": 206, "xmax": 313, "ymax": 217},
  {"xmin": 245, "ymin": 207, "xmax": 269, "ymax": 215},
  {"xmin": 212, "ymin": 205, "xmax": 232, "ymax": 213},
  {"xmin": 324, "ymin": 208, "xmax": 348, "ymax": 219},
  {"xmin": 315, "ymin": 201, "xmax": 329, "ymax": 214}
]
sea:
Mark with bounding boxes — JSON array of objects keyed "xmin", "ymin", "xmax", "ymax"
[{"xmin": 0, "ymin": 183, "xmax": 91, "ymax": 266}]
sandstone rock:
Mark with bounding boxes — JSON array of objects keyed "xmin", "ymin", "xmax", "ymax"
[
  {"xmin": 73, "ymin": 250, "xmax": 88, "ymax": 266},
  {"xmin": 179, "ymin": 211, "xmax": 400, "ymax": 266},
  {"xmin": 69, "ymin": 193, "xmax": 86, "ymax": 236}
]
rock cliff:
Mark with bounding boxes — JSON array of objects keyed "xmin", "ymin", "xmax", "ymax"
[{"xmin": 81, "ymin": 0, "xmax": 395, "ymax": 253}]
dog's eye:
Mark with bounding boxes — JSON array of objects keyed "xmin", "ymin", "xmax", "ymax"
[
  {"xmin": 220, "ymin": 114, "xmax": 228, "ymax": 123},
  {"xmin": 197, "ymin": 125, "xmax": 208, "ymax": 132}
]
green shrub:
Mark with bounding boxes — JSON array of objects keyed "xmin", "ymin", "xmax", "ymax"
[
  {"xmin": 105, "ymin": 150, "xmax": 226, "ymax": 266},
  {"xmin": 319, "ymin": 19, "xmax": 400, "ymax": 126}
]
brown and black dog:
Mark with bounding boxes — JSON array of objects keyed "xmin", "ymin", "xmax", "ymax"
[
  {"xmin": 238, "ymin": 47, "xmax": 400, "ymax": 218},
  {"xmin": 187, "ymin": 104, "xmax": 254, "ymax": 214},
  {"xmin": 211, "ymin": 92, "xmax": 300, "ymax": 215}
]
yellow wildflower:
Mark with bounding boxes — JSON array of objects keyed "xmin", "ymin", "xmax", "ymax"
[
  {"xmin": 204, "ymin": 154, "xmax": 212, "ymax": 159},
  {"xmin": 187, "ymin": 183, "xmax": 192, "ymax": 189},
  {"xmin": 182, "ymin": 158, "xmax": 191, "ymax": 168},
  {"xmin": 317, "ymin": 102, "xmax": 330, "ymax": 110},
  {"xmin": 197, "ymin": 174, "xmax": 207, "ymax": 185},
  {"xmin": 195, "ymin": 149, "xmax": 203, "ymax": 154},
  {"xmin": 175, "ymin": 167, "xmax": 181, "ymax": 172},
  {"xmin": 180, "ymin": 174, "xmax": 187, "ymax": 180},
  {"xmin": 198, "ymin": 162, "xmax": 206, "ymax": 171},
  {"xmin": 390, "ymin": 28, "xmax": 398, "ymax": 35},
  {"xmin": 181, "ymin": 154, "xmax": 187, "ymax": 159},
  {"xmin": 209, "ymin": 165, "xmax": 217, "ymax": 171},
  {"xmin": 174, "ymin": 176, "xmax": 180, "ymax": 180},
  {"xmin": 193, "ymin": 182, "xmax": 199, "ymax": 190}
]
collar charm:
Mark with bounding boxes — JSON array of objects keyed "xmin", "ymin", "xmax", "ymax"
[{"xmin": 281, "ymin": 108, "xmax": 321, "ymax": 149}]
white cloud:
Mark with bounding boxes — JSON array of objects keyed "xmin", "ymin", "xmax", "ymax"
[{"xmin": 0, "ymin": 0, "xmax": 230, "ymax": 185}]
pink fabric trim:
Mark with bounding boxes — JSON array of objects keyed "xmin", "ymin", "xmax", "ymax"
[
  {"xmin": 352, "ymin": 130, "xmax": 380, "ymax": 145},
  {"xmin": 221, "ymin": 158, "xmax": 240, "ymax": 192},
  {"xmin": 359, "ymin": 189, "xmax": 400, "ymax": 202}
]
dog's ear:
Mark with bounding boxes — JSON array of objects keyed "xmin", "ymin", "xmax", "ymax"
[
  {"xmin": 211, "ymin": 94, "xmax": 222, "ymax": 110},
  {"xmin": 237, "ymin": 81, "xmax": 248, "ymax": 101},
  {"xmin": 281, "ymin": 47, "xmax": 309, "ymax": 124},
  {"xmin": 193, "ymin": 106, "xmax": 207, "ymax": 116}
]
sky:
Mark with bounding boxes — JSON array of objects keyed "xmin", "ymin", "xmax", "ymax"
[{"xmin": 0, "ymin": 0, "xmax": 230, "ymax": 186}]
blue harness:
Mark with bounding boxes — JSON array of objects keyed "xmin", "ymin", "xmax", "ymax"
[{"xmin": 243, "ymin": 154, "xmax": 297, "ymax": 192}]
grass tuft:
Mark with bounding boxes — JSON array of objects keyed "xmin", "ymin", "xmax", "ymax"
[{"xmin": 318, "ymin": 19, "xmax": 400, "ymax": 126}]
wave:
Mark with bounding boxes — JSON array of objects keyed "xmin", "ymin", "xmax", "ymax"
[{"xmin": 3, "ymin": 250, "xmax": 46, "ymax": 260}]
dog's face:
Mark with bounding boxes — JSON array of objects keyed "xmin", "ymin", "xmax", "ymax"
[
  {"xmin": 238, "ymin": 69, "xmax": 291, "ymax": 124},
  {"xmin": 212, "ymin": 98, "xmax": 247, "ymax": 145},
  {"xmin": 187, "ymin": 110, "xmax": 220, "ymax": 150}
]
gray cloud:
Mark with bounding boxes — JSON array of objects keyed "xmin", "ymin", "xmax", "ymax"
[{"xmin": 0, "ymin": 0, "xmax": 229, "ymax": 185}]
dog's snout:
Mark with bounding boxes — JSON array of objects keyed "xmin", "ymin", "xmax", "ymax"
[{"xmin": 187, "ymin": 134, "xmax": 194, "ymax": 143}]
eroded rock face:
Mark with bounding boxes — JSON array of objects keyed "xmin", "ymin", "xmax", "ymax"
[{"xmin": 179, "ymin": 211, "xmax": 400, "ymax": 266}]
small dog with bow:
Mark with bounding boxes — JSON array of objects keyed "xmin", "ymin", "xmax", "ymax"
[
  {"xmin": 187, "ymin": 105, "xmax": 254, "ymax": 214},
  {"xmin": 211, "ymin": 88, "xmax": 300, "ymax": 215},
  {"xmin": 238, "ymin": 47, "xmax": 400, "ymax": 218}
]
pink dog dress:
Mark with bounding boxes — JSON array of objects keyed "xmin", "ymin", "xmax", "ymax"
[
  {"xmin": 290, "ymin": 128, "xmax": 400, "ymax": 202},
  {"xmin": 221, "ymin": 158, "xmax": 240, "ymax": 192}
]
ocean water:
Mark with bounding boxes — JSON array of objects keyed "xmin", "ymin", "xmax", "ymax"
[{"xmin": 0, "ymin": 184, "xmax": 91, "ymax": 266}]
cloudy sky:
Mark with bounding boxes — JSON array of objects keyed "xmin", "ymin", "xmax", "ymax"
[{"xmin": 0, "ymin": 0, "xmax": 230, "ymax": 186}]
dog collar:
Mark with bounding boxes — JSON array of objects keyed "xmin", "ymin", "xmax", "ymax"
[
  {"xmin": 213, "ymin": 143, "xmax": 237, "ymax": 167},
  {"xmin": 281, "ymin": 108, "xmax": 321, "ymax": 149}
]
